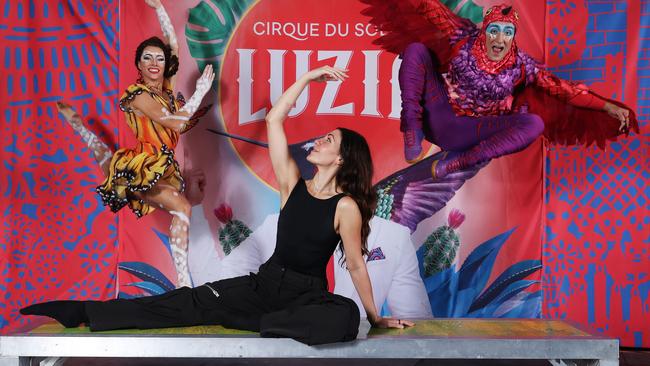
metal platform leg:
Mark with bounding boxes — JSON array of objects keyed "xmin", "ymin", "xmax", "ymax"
[
  {"xmin": 550, "ymin": 359, "xmax": 618, "ymax": 366},
  {"xmin": 39, "ymin": 357, "xmax": 67, "ymax": 366},
  {"xmin": 0, "ymin": 357, "xmax": 30, "ymax": 366},
  {"xmin": 595, "ymin": 360, "xmax": 619, "ymax": 366}
]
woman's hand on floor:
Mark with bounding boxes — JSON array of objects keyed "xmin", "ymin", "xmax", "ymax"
[{"xmin": 370, "ymin": 316, "xmax": 415, "ymax": 329}]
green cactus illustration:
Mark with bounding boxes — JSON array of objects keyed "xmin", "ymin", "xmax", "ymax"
[
  {"xmin": 214, "ymin": 203, "xmax": 252, "ymax": 256},
  {"xmin": 422, "ymin": 209, "xmax": 466, "ymax": 276},
  {"xmin": 218, "ymin": 219, "xmax": 252, "ymax": 255}
]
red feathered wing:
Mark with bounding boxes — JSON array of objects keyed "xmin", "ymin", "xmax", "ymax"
[
  {"xmin": 360, "ymin": 0, "xmax": 475, "ymax": 65},
  {"xmin": 513, "ymin": 71, "xmax": 639, "ymax": 149}
]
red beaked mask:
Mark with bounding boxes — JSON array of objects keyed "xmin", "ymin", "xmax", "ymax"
[{"xmin": 470, "ymin": 4, "xmax": 520, "ymax": 74}]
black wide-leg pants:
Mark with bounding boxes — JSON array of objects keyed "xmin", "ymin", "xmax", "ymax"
[{"xmin": 85, "ymin": 261, "xmax": 360, "ymax": 345}]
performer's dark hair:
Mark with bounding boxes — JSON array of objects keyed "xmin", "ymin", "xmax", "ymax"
[
  {"xmin": 335, "ymin": 127, "xmax": 377, "ymax": 260},
  {"xmin": 135, "ymin": 36, "xmax": 179, "ymax": 79},
  {"xmin": 502, "ymin": 6, "xmax": 512, "ymax": 15}
]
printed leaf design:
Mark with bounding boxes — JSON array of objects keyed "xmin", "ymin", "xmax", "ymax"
[
  {"xmin": 118, "ymin": 261, "xmax": 175, "ymax": 293},
  {"xmin": 421, "ymin": 266, "xmax": 459, "ymax": 316},
  {"xmin": 125, "ymin": 281, "xmax": 167, "ymax": 296},
  {"xmin": 468, "ymin": 280, "xmax": 538, "ymax": 317},
  {"xmin": 469, "ymin": 259, "xmax": 543, "ymax": 313},
  {"xmin": 417, "ymin": 227, "xmax": 542, "ymax": 318},
  {"xmin": 152, "ymin": 228, "xmax": 172, "ymax": 257},
  {"xmin": 497, "ymin": 291, "xmax": 542, "ymax": 318},
  {"xmin": 185, "ymin": 0, "xmax": 254, "ymax": 72},
  {"xmin": 452, "ymin": 229, "xmax": 515, "ymax": 315},
  {"xmin": 440, "ymin": 0, "xmax": 484, "ymax": 24}
]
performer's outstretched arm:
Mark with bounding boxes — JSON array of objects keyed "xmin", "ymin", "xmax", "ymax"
[
  {"xmin": 145, "ymin": 0, "xmax": 179, "ymax": 88},
  {"xmin": 534, "ymin": 69, "xmax": 631, "ymax": 132},
  {"xmin": 265, "ymin": 66, "xmax": 347, "ymax": 204},
  {"xmin": 569, "ymin": 94, "xmax": 630, "ymax": 132},
  {"xmin": 130, "ymin": 65, "xmax": 214, "ymax": 132}
]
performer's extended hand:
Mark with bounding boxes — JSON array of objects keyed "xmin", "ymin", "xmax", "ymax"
[
  {"xmin": 195, "ymin": 64, "xmax": 215, "ymax": 95},
  {"xmin": 305, "ymin": 66, "xmax": 348, "ymax": 83},
  {"xmin": 370, "ymin": 316, "xmax": 415, "ymax": 329},
  {"xmin": 144, "ymin": 0, "xmax": 162, "ymax": 9},
  {"xmin": 603, "ymin": 102, "xmax": 631, "ymax": 132},
  {"xmin": 55, "ymin": 101, "xmax": 80, "ymax": 123}
]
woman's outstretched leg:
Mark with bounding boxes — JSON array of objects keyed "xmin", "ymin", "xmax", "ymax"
[
  {"xmin": 20, "ymin": 287, "xmax": 205, "ymax": 330},
  {"xmin": 21, "ymin": 275, "xmax": 268, "ymax": 331},
  {"xmin": 20, "ymin": 300, "xmax": 88, "ymax": 328},
  {"xmin": 56, "ymin": 101, "xmax": 113, "ymax": 177},
  {"xmin": 136, "ymin": 184, "xmax": 193, "ymax": 287}
]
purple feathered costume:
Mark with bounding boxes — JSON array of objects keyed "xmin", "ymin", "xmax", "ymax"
[{"xmin": 361, "ymin": 0, "xmax": 638, "ymax": 178}]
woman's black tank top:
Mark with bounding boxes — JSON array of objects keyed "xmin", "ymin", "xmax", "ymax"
[{"xmin": 269, "ymin": 178, "xmax": 345, "ymax": 279}]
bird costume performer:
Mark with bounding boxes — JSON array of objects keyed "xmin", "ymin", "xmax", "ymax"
[{"xmin": 361, "ymin": 1, "xmax": 638, "ymax": 178}]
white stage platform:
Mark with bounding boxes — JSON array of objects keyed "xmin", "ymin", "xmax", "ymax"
[{"xmin": 0, "ymin": 319, "xmax": 618, "ymax": 366}]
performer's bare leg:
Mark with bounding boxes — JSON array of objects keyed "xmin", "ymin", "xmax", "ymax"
[
  {"xmin": 134, "ymin": 183, "xmax": 192, "ymax": 287},
  {"xmin": 56, "ymin": 101, "xmax": 113, "ymax": 176}
]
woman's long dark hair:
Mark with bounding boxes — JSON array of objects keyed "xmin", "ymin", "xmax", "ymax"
[
  {"xmin": 336, "ymin": 127, "xmax": 377, "ymax": 261},
  {"xmin": 134, "ymin": 36, "xmax": 179, "ymax": 79}
]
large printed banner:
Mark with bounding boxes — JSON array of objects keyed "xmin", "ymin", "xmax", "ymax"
[
  {"xmin": 1, "ymin": 0, "xmax": 647, "ymax": 348},
  {"xmin": 117, "ymin": 0, "xmax": 544, "ymax": 321}
]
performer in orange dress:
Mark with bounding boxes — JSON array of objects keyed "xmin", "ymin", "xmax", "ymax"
[{"xmin": 58, "ymin": 0, "xmax": 214, "ymax": 287}]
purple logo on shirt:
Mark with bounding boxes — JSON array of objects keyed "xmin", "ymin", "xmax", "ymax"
[{"xmin": 367, "ymin": 247, "xmax": 386, "ymax": 262}]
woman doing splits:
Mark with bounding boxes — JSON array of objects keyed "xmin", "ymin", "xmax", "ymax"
[{"xmin": 21, "ymin": 66, "xmax": 414, "ymax": 345}]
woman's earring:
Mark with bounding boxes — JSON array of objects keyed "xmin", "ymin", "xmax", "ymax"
[{"xmin": 137, "ymin": 70, "xmax": 144, "ymax": 84}]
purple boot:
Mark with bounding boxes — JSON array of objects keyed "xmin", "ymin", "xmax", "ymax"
[
  {"xmin": 431, "ymin": 151, "xmax": 466, "ymax": 179},
  {"xmin": 404, "ymin": 129, "xmax": 426, "ymax": 163},
  {"xmin": 432, "ymin": 121, "xmax": 543, "ymax": 179}
]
